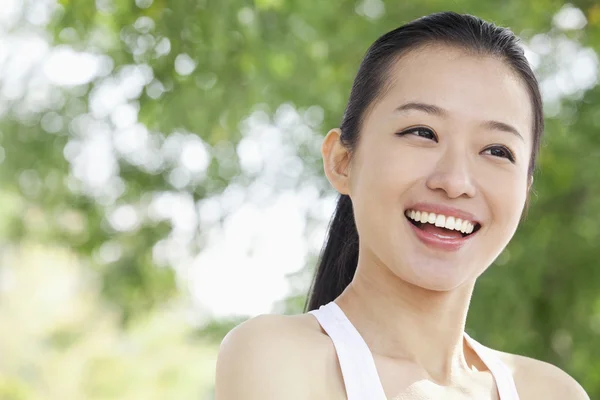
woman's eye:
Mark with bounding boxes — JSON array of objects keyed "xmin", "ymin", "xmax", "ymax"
[
  {"xmin": 482, "ymin": 146, "xmax": 515, "ymax": 162},
  {"xmin": 397, "ymin": 127, "xmax": 438, "ymax": 142}
]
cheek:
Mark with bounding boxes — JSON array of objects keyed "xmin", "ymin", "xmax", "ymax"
[
  {"xmin": 486, "ymin": 173, "xmax": 529, "ymax": 229},
  {"xmin": 349, "ymin": 146, "xmax": 416, "ymax": 237},
  {"xmin": 360, "ymin": 143, "xmax": 428, "ymax": 190}
]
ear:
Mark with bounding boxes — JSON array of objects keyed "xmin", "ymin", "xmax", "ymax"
[{"xmin": 321, "ymin": 128, "xmax": 352, "ymax": 195}]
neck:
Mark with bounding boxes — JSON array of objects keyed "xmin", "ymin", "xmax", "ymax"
[{"xmin": 335, "ymin": 256, "xmax": 478, "ymax": 384}]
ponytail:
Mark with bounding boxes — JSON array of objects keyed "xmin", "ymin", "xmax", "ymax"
[{"xmin": 304, "ymin": 194, "xmax": 359, "ymax": 312}]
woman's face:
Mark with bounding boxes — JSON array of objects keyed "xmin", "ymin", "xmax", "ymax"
[{"xmin": 339, "ymin": 45, "xmax": 533, "ymax": 291}]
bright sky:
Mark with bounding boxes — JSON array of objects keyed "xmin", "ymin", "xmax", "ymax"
[{"xmin": 0, "ymin": 0, "xmax": 597, "ymax": 319}]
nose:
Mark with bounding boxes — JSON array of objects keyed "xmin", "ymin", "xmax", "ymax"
[{"xmin": 425, "ymin": 146, "xmax": 477, "ymax": 199}]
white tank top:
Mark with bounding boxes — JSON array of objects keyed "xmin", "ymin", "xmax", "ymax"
[{"xmin": 309, "ymin": 301, "xmax": 520, "ymax": 400}]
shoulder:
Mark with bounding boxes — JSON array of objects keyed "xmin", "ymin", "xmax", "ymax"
[
  {"xmin": 492, "ymin": 350, "xmax": 589, "ymax": 400},
  {"xmin": 215, "ymin": 312, "xmax": 331, "ymax": 399}
]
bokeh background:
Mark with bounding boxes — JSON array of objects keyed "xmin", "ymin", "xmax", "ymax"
[{"xmin": 0, "ymin": 0, "xmax": 599, "ymax": 398}]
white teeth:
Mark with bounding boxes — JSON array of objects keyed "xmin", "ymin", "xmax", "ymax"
[
  {"xmin": 461, "ymin": 220, "xmax": 469, "ymax": 233},
  {"xmin": 435, "ymin": 214, "xmax": 446, "ymax": 227},
  {"xmin": 427, "ymin": 213, "xmax": 436, "ymax": 224},
  {"xmin": 454, "ymin": 218, "xmax": 463, "ymax": 230},
  {"xmin": 406, "ymin": 209, "xmax": 478, "ymax": 235}
]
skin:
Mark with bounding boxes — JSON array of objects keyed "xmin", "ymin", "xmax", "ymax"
[{"xmin": 215, "ymin": 45, "xmax": 590, "ymax": 399}]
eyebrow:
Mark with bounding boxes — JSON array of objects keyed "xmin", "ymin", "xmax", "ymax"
[
  {"xmin": 396, "ymin": 102, "xmax": 447, "ymax": 117},
  {"xmin": 395, "ymin": 102, "xmax": 524, "ymax": 142}
]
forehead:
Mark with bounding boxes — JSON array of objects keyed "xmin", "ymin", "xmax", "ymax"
[{"xmin": 370, "ymin": 45, "xmax": 533, "ymax": 142}]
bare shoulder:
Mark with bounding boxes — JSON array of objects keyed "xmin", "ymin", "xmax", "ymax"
[
  {"xmin": 215, "ymin": 312, "xmax": 331, "ymax": 399},
  {"xmin": 491, "ymin": 349, "xmax": 590, "ymax": 400}
]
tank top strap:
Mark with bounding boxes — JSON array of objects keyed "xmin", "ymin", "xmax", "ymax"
[
  {"xmin": 463, "ymin": 332, "xmax": 521, "ymax": 400},
  {"xmin": 308, "ymin": 302, "xmax": 387, "ymax": 400},
  {"xmin": 309, "ymin": 302, "xmax": 520, "ymax": 400}
]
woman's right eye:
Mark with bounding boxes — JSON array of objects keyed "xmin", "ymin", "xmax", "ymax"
[{"xmin": 396, "ymin": 127, "xmax": 438, "ymax": 142}]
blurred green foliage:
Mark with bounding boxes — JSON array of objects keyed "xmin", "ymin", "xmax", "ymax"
[
  {"xmin": 0, "ymin": 0, "xmax": 599, "ymax": 398},
  {"xmin": 0, "ymin": 243, "xmax": 218, "ymax": 399}
]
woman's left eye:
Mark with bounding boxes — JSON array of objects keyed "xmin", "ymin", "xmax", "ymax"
[
  {"xmin": 482, "ymin": 146, "xmax": 515, "ymax": 162},
  {"xmin": 396, "ymin": 127, "xmax": 438, "ymax": 142}
]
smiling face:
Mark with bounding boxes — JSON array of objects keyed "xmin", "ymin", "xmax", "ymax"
[{"xmin": 324, "ymin": 45, "xmax": 534, "ymax": 291}]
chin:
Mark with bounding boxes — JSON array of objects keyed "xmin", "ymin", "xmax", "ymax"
[{"xmin": 401, "ymin": 259, "xmax": 475, "ymax": 292}]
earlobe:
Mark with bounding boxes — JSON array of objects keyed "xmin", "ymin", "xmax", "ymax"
[{"xmin": 321, "ymin": 128, "xmax": 351, "ymax": 195}]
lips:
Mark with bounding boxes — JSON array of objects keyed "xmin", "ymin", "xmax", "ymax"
[{"xmin": 404, "ymin": 206, "xmax": 481, "ymax": 251}]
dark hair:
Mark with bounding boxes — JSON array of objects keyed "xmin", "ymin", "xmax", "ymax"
[{"xmin": 304, "ymin": 12, "xmax": 544, "ymax": 312}]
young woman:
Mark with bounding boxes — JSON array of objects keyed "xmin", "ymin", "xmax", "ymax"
[{"xmin": 215, "ymin": 12, "xmax": 590, "ymax": 400}]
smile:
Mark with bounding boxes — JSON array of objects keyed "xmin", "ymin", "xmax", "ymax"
[
  {"xmin": 405, "ymin": 209, "xmax": 481, "ymax": 236},
  {"xmin": 404, "ymin": 209, "xmax": 482, "ymax": 251}
]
